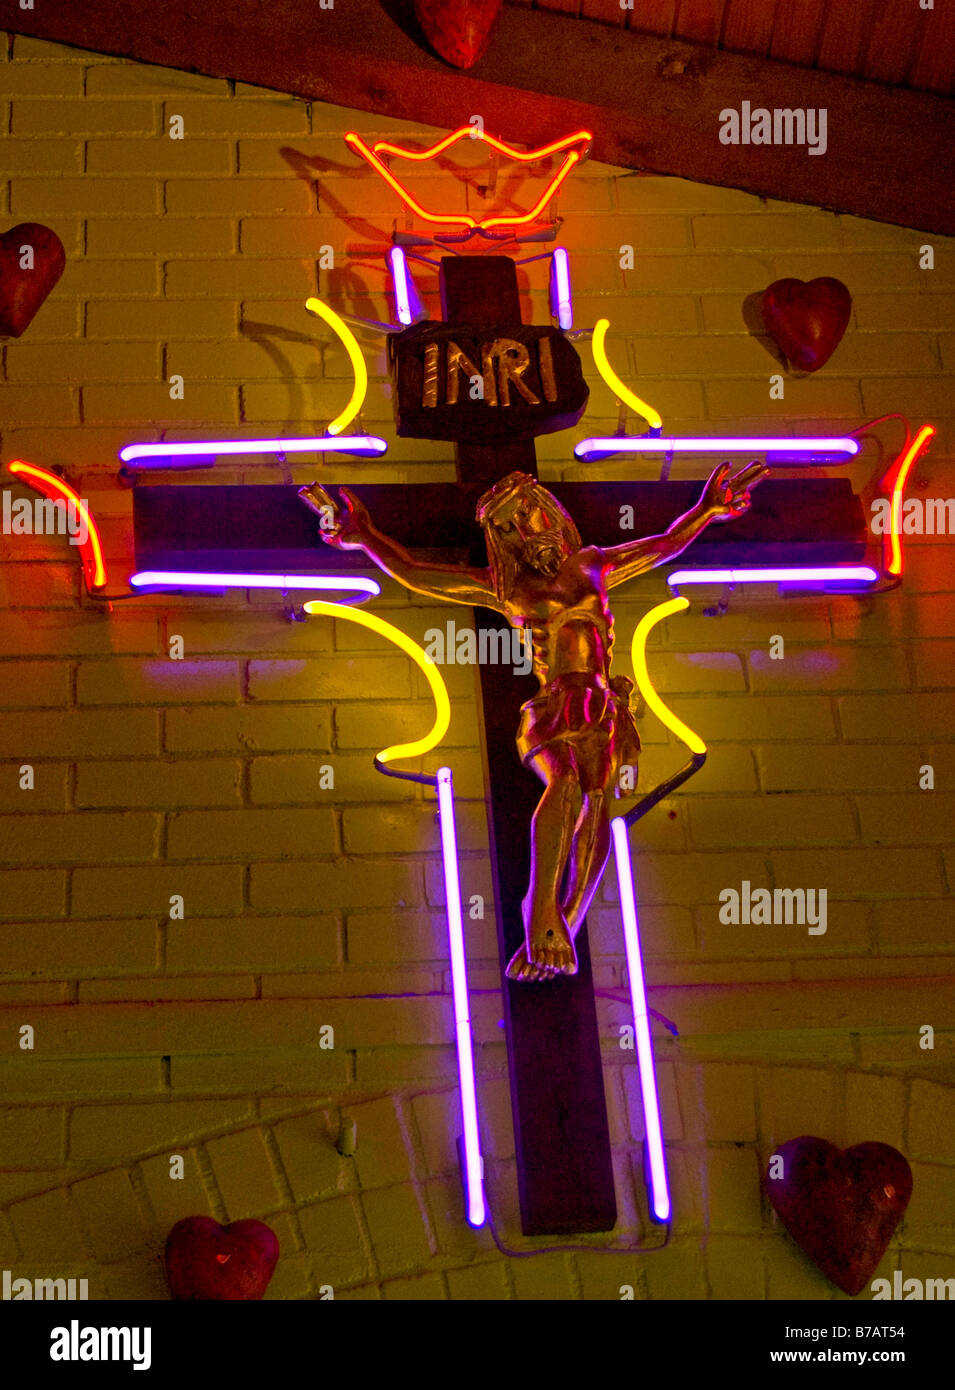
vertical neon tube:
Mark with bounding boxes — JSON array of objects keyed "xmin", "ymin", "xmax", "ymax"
[
  {"xmin": 884, "ymin": 423, "xmax": 936, "ymax": 577},
  {"xmin": 550, "ymin": 247, "xmax": 573, "ymax": 330},
  {"xmin": 388, "ymin": 246, "xmax": 416, "ymax": 326},
  {"xmin": 436, "ymin": 766, "xmax": 486, "ymax": 1228},
  {"xmin": 611, "ymin": 815, "xmax": 671, "ymax": 1223}
]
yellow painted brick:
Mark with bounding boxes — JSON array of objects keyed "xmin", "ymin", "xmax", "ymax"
[
  {"xmin": 165, "ymin": 704, "xmax": 332, "ymax": 753},
  {"xmin": 4, "ymin": 341, "xmax": 160, "ymax": 383},
  {"xmin": 0, "ymin": 562, "xmax": 77, "ymax": 609},
  {"xmin": 165, "ymin": 258, "xmax": 315, "ymax": 298},
  {"xmin": 446, "ymin": 1262, "xmax": 509, "ymax": 1300},
  {"xmin": 0, "ymin": 983, "xmax": 69, "ymax": 1005},
  {"xmin": 77, "ymin": 658, "xmax": 239, "ymax": 705},
  {"xmin": 355, "ymin": 1045, "xmax": 459, "ymax": 1090},
  {"xmin": 776, "ymin": 846, "xmax": 946, "ymax": 898},
  {"xmin": 0, "ymin": 763, "xmax": 68, "ymax": 812},
  {"xmin": 693, "ymin": 213, "xmax": 840, "ymax": 251},
  {"xmin": 901, "ymin": 1163, "xmax": 955, "ymax": 1240},
  {"xmin": 170, "ymin": 1049, "xmax": 348, "ymax": 1093},
  {"xmin": 631, "ymin": 332, "xmax": 771, "ymax": 376},
  {"xmin": 0, "ymin": 710, "xmax": 160, "ymax": 760},
  {"xmin": 8, "ymin": 1189, "xmax": 89, "ymax": 1264},
  {"xmin": 0, "ymin": 1106, "xmax": 64, "ymax": 1165},
  {"xmin": 240, "ymin": 380, "xmax": 354, "ymax": 422},
  {"xmin": 0, "ymin": 65, "xmax": 85, "ymax": 95},
  {"xmin": 347, "ymin": 1097, "xmax": 413, "ymax": 1189},
  {"xmin": 79, "ymin": 977, "xmax": 258, "ymax": 1002},
  {"xmin": 643, "ymin": 1237, "xmax": 708, "ymax": 1298},
  {"xmin": 299, "ymin": 1194, "xmax": 372, "ymax": 1286},
  {"xmin": 139, "ymin": 1148, "xmax": 211, "ymax": 1227},
  {"xmin": 750, "ymin": 644, "xmax": 910, "ymax": 691},
  {"xmin": 250, "ymin": 754, "xmax": 409, "ymax": 804},
  {"xmin": 839, "ymin": 692, "xmax": 955, "ymax": 740},
  {"xmin": 0, "ymin": 1058, "xmax": 160, "ymax": 1099},
  {"xmin": 846, "ymin": 1073, "xmax": 906, "ymax": 1151},
  {"xmin": 86, "ymin": 217, "xmax": 235, "ymax": 259},
  {"xmin": 167, "ymin": 915, "xmax": 340, "ymax": 971},
  {"xmin": 874, "ymin": 898, "xmax": 955, "ymax": 951},
  {"xmin": 572, "ymin": 291, "xmax": 698, "ymax": 334},
  {"xmin": 69, "ymin": 1099, "xmax": 253, "ymax": 1161},
  {"xmin": 855, "ymin": 292, "xmax": 955, "ymax": 331},
  {"xmin": 617, "ymin": 174, "xmax": 762, "ymax": 214},
  {"xmin": 689, "ymin": 794, "xmax": 856, "ymax": 848},
  {"xmin": 12, "ymin": 99, "xmax": 158, "ymax": 134},
  {"xmin": 0, "ymin": 868, "xmax": 66, "ymax": 919},
  {"xmin": 1, "ymin": 920, "xmax": 157, "ymax": 974},
  {"xmin": 909, "ymin": 1080, "xmax": 955, "ymax": 1164},
  {"xmin": 87, "ymin": 299, "xmax": 236, "ymax": 340},
  {"xmin": 347, "ymin": 911, "xmax": 466, "ymax": 966},
  {"xmin": 166, "ymin": 338, "xmax": 321, "ymax": 380},
  {"xmin": 0, "ymin": 384, "xmax": 76, "ymax": 425},
  {"xmin": 11, "ymin": 177, "xmax": 160, "ymax": 217},
  {"xmin": 81, "ymin": 383, "xmax": 237, "ymax": 425},
  {"xmin": 0, "ymin": 811, "xmax": 159, "ymax": 865},
  {"xmin": 239, "ymin": 215, "xmax": 341, "ymax": 256},
  {"xmin": 756, "ymin": 744, "xmax": 918, "ymax": 792},
  {"xmin": 72, "ymin": 1168, "xmax": 152, "ymax": 1260},
  {"xmin": 55, "ymin": 258, "xmax": 160, "ymax": 298},
  {"xmin": 662, "ymin": 693, "xmax": 837, "ymax": 743},
  {"xmin": 166, "ymin": 178, "xmax": 312, "ymax": 216},
  {"xmin": 359, "ymin": 1183, "xmax": 432, "ymax": 1278},
  {"xmin": 270, "ymin": 1110, "xmax": 350, "ymax": 1203},
  {"xmin": 71, "ymin": 863, "xmax": 244, "ymax": 917},
  {"xmin": 166, "ymin": 807, "xmax": 337, "ymax": 860},
  {"xmin": 706, "ymin": 1236, "xmax": 767, "ymax": 1299},
  {"xmin": 914, "ymin": 640, "xmax": 955, "ymax": 687},
  {"xmin": 248, "ymin": 656, "xmax": 411, "ymax": 702},
  {"xmin": 87, "ymin": 137, "xmax": 231, "ymax": 175},
  {"xmin": 102, "ymin": 1256, "xmax": 169, "ymax": 1300},
  {"xmin": 863, "ymin": 377, "xmax": 955, "ymax": 418},
  {"xmin": 76, "ymin": 758, "xmax": 241, "ymax": 808},
  {"xmin": 708, "ymin": 1148, "xmax": 764, "ymax": 1231},
  {"xmin": 85, "ymin": 63, "xmax": 229, "ymax": 96},
  {"xmin": 623, "ymin": 253, "xmax": 771, "ymax": 294},
  {"xmin": 382, "ymin": 1272, "xmax": 447, "ymax": 1299},
  {"xmin": 856, "ymin": 794, "xmax": 955, "ymax": 844},
  {"xmin": 765, "ymin": 1234, "xmax": 833, "ymax": 1300},
  {"xmin": 769, "ymin": 252, "xmax": 921, "ymax": 291},
  {"xmin": 706, "ymin": 376, "xmax": 862, "ymax": 419},
  {"xmin": 700, "ymin": 1064, "xmax": 758, "ymax": 1142},
  {"xmin": 207, "ymin": 1126, "xmax": 284, "ymax": 1216},
  {"xmin": 0, "ymin": 140, "xmax": 84, "ymax": 173},
  {"xmin": 167, "ymin": 99, "xmax": 308, "ymax": 135},
  {"xmin": 759, "ymin": 1067, "xmax": 839, "ymax": 1147}
]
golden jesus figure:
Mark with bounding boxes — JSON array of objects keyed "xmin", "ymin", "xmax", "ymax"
[{"xmin": 300, "ymin": 463, "xmax": 766, "ymax": 983}]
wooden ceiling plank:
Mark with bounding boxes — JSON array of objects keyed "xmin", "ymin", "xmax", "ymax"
[
  {"xmin": 5, "ymin": 0, "xmax": 954, "ymax": 233},
  {"xmin": 721, "ymin": 0, "xmax": 776, "ymax": 58},
  {"xmin": 909, "ymin": 7, "xmax": 955, "ymax": 94},
  {"xmin": 817, "ymin": 0, "xmax": 880, "ymax": 78},
  {"xmin": 768, "ymin": 0, "xmax": 827, "ymax": 66},
  {"xmin": 623, "ymin": 0, "xmax": 678, "ymax": 37},
  {"xmin": 673, "ymin": 0, "xmax": 727, "ymax": 47},
  {"xmin": 579, "ymin": 0, "xmax": 627, "ymax": 26},
  {"xmin": 860, "ymin": 0, "xmax": 922, "ymax": 87}
]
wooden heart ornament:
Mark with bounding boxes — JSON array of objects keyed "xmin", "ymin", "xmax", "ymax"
[
  {"xmin": 165, "ymin": 1216, "xmax": 279, "ymax": 1300},
  {"xmin": 762, "ymin": 276, "xmax": 851, "ymax": 372},
  {"xmin": 0, "ymin": 224, "xmax": 66, "ymax": 338},
  {"xmin": 413, "ymin": 0, "xmax": 503, "ymax": 69},
  {"xmin": 765, "ymin": 1137, "xmax": 913, "ymax": 1296}
]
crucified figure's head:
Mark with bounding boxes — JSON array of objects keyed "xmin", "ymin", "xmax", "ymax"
[{"xmin": 476, "ymin": 472, "xmax": 582, "ymax": 602}]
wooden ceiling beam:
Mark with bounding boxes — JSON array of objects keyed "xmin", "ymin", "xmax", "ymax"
[{"xmin": 6, "ymin": 0, "xmax": 954, "ymax": 233}]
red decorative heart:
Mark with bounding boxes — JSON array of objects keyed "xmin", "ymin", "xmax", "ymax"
[
  {"xmin": 765, "ymin": 1137, "xmax": 912, "ymax": 1296},
  {"xmin": 164, "ymin": 1216, "xmax": 279, "ymax": 1300},
  {"xmin": 761, "ymin": 277, "xmax": 851, "ymax": 372},
  {"xmin": 0, "ymin": 223, "xmax": 66, "ymax": 338},
  {"xmin": 413, "ymin": 0, "xmax": 503, "ymax": 69}
]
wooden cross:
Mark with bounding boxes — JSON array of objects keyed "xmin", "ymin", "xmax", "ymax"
[{"xmin": 132, "ymin": 252, "xmax": 865, "ymax": 1235}]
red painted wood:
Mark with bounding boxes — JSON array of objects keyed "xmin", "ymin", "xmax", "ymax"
[
  {"xmin": 721, "ymin": 0, "xmax": 775, "ymax": 58},
  {"xmin": 768, "ymin": 0, "xmax": 827, "ymax": 65},
  {"xmin": 860, "ymin": 0, "xmax": 921, "ymax": 87},
  {"xmin": 673, "ymin": 0, "xmax": 726, "ymax": 47}
]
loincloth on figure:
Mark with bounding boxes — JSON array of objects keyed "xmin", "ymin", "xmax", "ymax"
[{"xmin": 516, "ymin": 671, "xmax": 641, "ymax": 782}]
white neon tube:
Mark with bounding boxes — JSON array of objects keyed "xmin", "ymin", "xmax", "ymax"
[
  {"xmin": 436, "ymin": 766, "xmax": 486, "ymax": 1228},
  {"xmin": 611, "ymin": 815, "xmax": 670, "ymax": 1223}
]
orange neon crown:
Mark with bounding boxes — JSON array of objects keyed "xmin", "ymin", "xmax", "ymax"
[{"xmin": 344, "ymin": 127, "xmax": 592, "ymax": 231}]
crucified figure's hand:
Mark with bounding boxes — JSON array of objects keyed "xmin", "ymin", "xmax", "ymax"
[
  {"xmin": 698, "ymin": 460, "xmax": 768, "ymax": 522},
  {"xmin": 299, "ymin": 483, "xmax": 373, "ymax": 549}
]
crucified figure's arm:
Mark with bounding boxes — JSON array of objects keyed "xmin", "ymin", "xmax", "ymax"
[
  {"xmin": 300, "ymin": 483, "xmax": 505, "ymax": 611},
  {"xmin": 601, "ymin": 461, "xmax": 768, "ymax": 589}
]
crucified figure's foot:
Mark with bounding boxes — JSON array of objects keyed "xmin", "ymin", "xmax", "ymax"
[
  {"xmin": 505, "ymin": 942, "xmax": 559, "ymax": 982},
  {"xmin": 514, "ymin": 902, "xmax": 579, "ymax": 980}
]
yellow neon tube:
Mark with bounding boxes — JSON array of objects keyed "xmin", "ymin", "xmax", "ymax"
[
  {"xmin": 303, "ymin": 601, "xmax": 450, "ymax": 765},
  {"xmin": 304, "ymin": 297, "xmax": 369, "ymax": 435},
  {"xmin": 630, "ymin": 598, "xmax": 706, "ymax": 756},
  {"xmin": 592, "ymin": 318, "xmax": 663, "ymax": 434}
]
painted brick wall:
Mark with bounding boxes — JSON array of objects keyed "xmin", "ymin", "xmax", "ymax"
[{"xmin": 0, "ymin": 32, "xmax": 953, "ymax": 1301}]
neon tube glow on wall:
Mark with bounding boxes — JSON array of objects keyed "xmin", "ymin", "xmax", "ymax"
[{"xmin": 6, "ymin": 460, "xmax": 108, "ymax": 591}]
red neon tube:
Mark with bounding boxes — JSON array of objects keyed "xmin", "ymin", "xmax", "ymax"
[{"xmin": 6, "ymin": 460, "xmax": 108, "ymax": 590}]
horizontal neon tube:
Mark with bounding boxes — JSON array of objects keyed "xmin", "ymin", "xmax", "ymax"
[
  {"xmin": 436, "ymin": 766, "xmax": 486, "ymax": 1228},
  {"xmin": 667, "ymin": 566, "xmax": 879, "ymax": 587},
  {"xmin": 6, "ymin": 459, "xmax": 107, "ymax": 591},
  {"xmin": 130, "ymin": 572, "xmax": 380, "ymax": 599},
  {"xmin": 550, "ymin": 247, "xmax": 572, "ymax": 331},
  {"xmin": 591, "ymin": 319, "xmax": 663, "ymax": 434},
  {"xmin": 576, "ymin": 435, "xmax": 860, "ymax": 460},
  {"xmin": 119, "ymin": 436, "xmax": 387, "ymax": 465},
  {"xmin": 611, "ymin": 816, "xmax": 670, "ymax": 1224}
]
